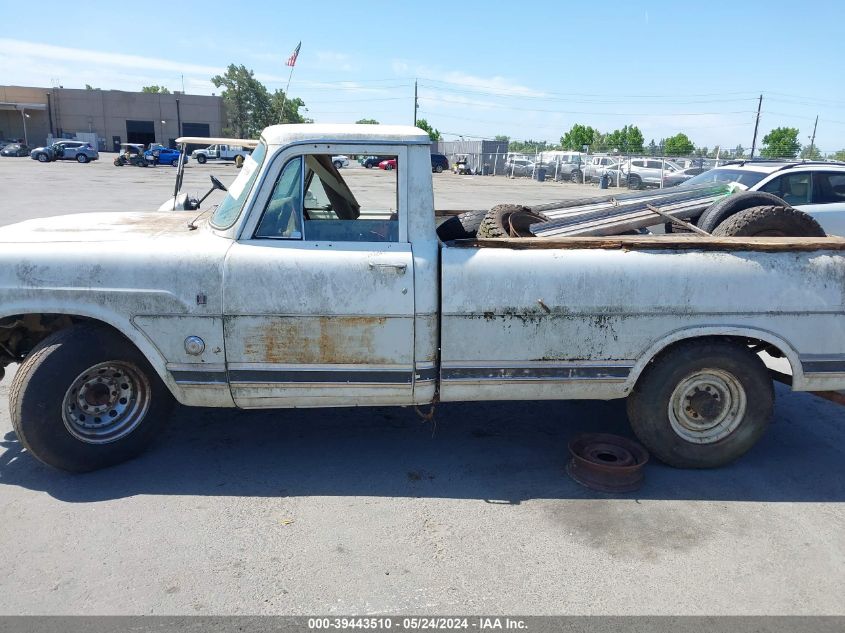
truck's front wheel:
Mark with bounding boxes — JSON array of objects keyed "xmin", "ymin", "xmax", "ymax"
[
  {"xmin": 196, "ymin": 154, "xmax": 207, "ymax": 164},
  {"xmin": 626, "ymin": 340, "xmax": 774, "ymax": 468},
  {"xmin": 10, "ymin": 325, "xmax": 172, "ymax": 472}
]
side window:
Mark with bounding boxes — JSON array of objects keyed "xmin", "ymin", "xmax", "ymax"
[
  {"xmin": 760, "ymin": 173, "xmax": 812, "ymax": 205},
  {"xmin": 302, "ymin": 154, "xmax": 398, "ymax": 243},
  {"xmin": 255, "ymin": 157, "xmax": 303, "ymax": 238},
  {"xmin": 812, "ymin": 172, "xmax": 845, "ymax": 204}
]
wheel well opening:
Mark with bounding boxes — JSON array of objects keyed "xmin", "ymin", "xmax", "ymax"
[
  {"xmin": 643, "ymin": 334, "xmax": 794, "ymax": 380},
  {"xmin": 0, "ymin": 314, "xmax": 129, "ymax": 370}
]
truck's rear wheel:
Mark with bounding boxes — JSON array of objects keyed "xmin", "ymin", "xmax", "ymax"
[
  {"xmin": 10, "ymin": 325, "xmax": 172, "ymax": 472},
  {"xmin": 196, "ymin": 154, "xmax": 207, "ymax": 164},
  {"xmin": 626, "ymin": 340, "xmax": 774, "ymax": 468}
]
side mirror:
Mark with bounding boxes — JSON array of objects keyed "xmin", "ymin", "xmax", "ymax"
[{"xmin": 210, "ymin": 174, "xmax": 227, "ymax": 192}]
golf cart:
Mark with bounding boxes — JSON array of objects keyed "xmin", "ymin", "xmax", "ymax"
[
  {"xmin": 114, "ymin": 143, "xmax": 154, "ymax": 167},
  {"xmin": 452, "ymin": 154, "xmax": 472, "ymax": 175},
  {"xmin": 158, "ymin": 136, "xmax": 260, "ymax": 211}
]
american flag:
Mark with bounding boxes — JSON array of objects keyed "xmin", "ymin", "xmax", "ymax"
[{"xmin": 286, "ymin": 42, "xmax": 301, "ymax": 67}]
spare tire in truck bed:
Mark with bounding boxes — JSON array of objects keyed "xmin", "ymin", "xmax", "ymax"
[
  {"xmin": 696, "ymin": 191, "xmax": 788, "ymax": 232},
  {"xmin": 436, "ymin": 209, "xmax": 488, "ymax": 241},
  {"xmin": 712, "ymin": 205, "xmax": 826, "ymax": 237},
  {"xmin": 477, "ymin": 204, "xmax": 548, "ymax": 238}
]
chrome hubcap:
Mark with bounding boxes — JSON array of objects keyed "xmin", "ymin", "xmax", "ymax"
[
  {"xmin": 668, "ymin": 369, "xmax": 746, "ymax": 444},
  {"xmin": 62, "ymin": 362, "xmax": 151, "ymax": 444}
]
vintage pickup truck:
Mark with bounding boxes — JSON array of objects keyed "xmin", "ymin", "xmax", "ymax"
[{"xmin": 2, "ymin": 124, "xmax": 844, "ymax": 472}]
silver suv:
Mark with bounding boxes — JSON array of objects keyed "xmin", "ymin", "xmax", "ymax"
[
  {"xmin": 681, "ymin": 160, "xmax": 845, "ymax": 236},
  {"xmin": 620, "ymin": 158, "xmax": 682, "ymax": 188},
  {"xmin": 30, "ymin": 140, "xmax": 99, "ymax": 164}
]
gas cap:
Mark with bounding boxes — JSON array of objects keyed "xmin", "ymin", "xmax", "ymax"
[{"xmin": 184, "ymin": 336, "xmax": 206, "ymax": 356}]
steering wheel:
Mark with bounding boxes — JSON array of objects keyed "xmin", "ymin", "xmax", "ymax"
[{"xmin": 210, "ymin": 174, "xmax": 227, "ymax": 192}]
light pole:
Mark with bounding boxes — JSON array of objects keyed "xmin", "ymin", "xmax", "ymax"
[{"xmin": 21, "ymin": 110, "xmax": 30, "ymax": 145}]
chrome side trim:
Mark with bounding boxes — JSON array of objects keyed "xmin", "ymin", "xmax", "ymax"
[
  {"xmin": 441, "ymin": 362, "xmax": 633, "ymax": 382},
  {"xmin": 229, "ymin": 369, "xmax": 413, "ymax": 385},
  {"xmin": 800, "ymin": 354, "xmax": 845, "ymax": 373}
]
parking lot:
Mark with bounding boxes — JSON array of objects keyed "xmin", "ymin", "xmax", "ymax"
[{"xmin": 0, "ymin": 155, "xmax": 844, "ymax": 616}]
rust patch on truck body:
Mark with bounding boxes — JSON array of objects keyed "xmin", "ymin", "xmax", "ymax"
[{"xmin": 237, "ymin": 315, "xmax": 391, "ymax": 365}]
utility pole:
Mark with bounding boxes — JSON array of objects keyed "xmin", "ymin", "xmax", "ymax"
[
  {"xmin": 750, "ymin": 94, "xmax": 762, "ymax": 159},
  {"xmin": 808, "ymin": 115, "xmax": 818, "ymax": 158},
  {"xmin": 413, "ymin": 79, "xmax": 418, "ymax": 127}
]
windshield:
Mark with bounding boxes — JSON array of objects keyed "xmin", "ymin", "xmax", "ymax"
[
  {"xmin": 210, "ymin": 141, "xmax": 267, "ymax": 229},
  {"xmin": 682, "ymin": 167, "xmax": 768, "ymax": 188}
]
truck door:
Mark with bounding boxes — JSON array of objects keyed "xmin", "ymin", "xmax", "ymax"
[{"xmin": 222, "ymin": 144, "xmax": 416, "ymax": 408}]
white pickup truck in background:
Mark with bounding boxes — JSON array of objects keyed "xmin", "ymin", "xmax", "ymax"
[
  {"xmin": 191, "ymin": 141, "xmax": 252, "ymax": 165},
  {"xmin": 1, "ymin": 123, "xmax": 845, "ymax": 473}
]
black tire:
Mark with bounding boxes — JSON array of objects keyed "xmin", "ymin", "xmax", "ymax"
[
  {"xmin": 113, "ymin": 157, "xmax": 123, "ymax": 167},
  {"xmin": 386, "ymin": 164, "xmax": 394, "ymax": 171},
  {"xmin": 196, "ymin": 154, "xmax": 207, "ymax": 164},
  {"xmin": 712, "ymin": 205, "xmax": 826, "ymax": 237},
  {"xmin": 170, "ymin": 158, "xmax": 179, "ymax": 167},
  {"xmin": 365, "ymin": 163, "xmax": 372, "ymax": 168},
  {"xmin": 697, "ymin": 191, "xmax": 787, "ymax": 233},
  {"xmin": 76, "ymin": 154, "xmax": 88, "ymax": 163},
  {"xmin": 333, "ymin": 160, "xmax": 342, "ymax": 169},
  {"xmin": 570, "ymin": 170, "xmax": 582, "ymax": 183},
  {"xmin": 10, "ymin": 324, "xmax": 173, "ymax": 472},
  {"xmin": 627, "ymin": 174, "xmax": 642, "ymax": 189},
  {"xmin": 477, "ymin": 204, "xmax": 535, "ymax": 238},
  {"xmin": 435, "ymin": 164, "xmax": 444, "ymax": 173},
  {"xmin": 436, "ymin": 209, "xmax": 488, "ymax": 241},
  {"xmin": 37, "ymin": 153, "xmax": 49, "ymax": 163},
  {"xmin": 627, "ymin": 340, "xmax": 774, "ymax": 468}
]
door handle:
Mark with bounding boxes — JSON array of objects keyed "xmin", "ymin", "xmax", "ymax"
[{"xmin": 369, "ymin": 262, "xmax": 407, "ymax": 274}]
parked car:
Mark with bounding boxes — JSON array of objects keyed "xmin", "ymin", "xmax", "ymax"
[
  {"xmin": 430, "ymin": 152, "xmax": 449, "ymax": 173},
  {"xmin": 0, "ymin": 143, "xmax": 30, "ymax": 157},
  {"xmin": 540, "ymin": 152, "xmax": 585, "ymax": 181},
  {"xmin": 332, "ymin": 155, "xmax": 350, "ymax": 168},
  {"xmin": 191, "ymin": 143, "xmax": 250, "ymax": 165},
  {"xmin": 362, "ymin": 155, "xmax": 390, "ymax": 168},
  {"xmin": 581, "ymin": 156, "xmax": 620, "ymax": 183},
  {"xmin": 663, "ymin": 167, "xmax": 710, "ymax": 188},
  {"xmin": 680, "ymin": 160, "xmax": 845, "ymax": 236},
  {"xmin": 378, "ymin": 158, "xmax": 397, "ymax": 170},
  {"xmin": 619, "ymin": 158, "xmax": 682, "ymax": 188},
  {"xmin": 145, "ymin": 145, "xmax": 182, "ymax": 166},
  {"xmin": 30, "ymin": 140, "xmax": 99, "ymax": 163},
  {"xmin": 505, "ymin": 158, "xmax": 535, "ymax": 177}
]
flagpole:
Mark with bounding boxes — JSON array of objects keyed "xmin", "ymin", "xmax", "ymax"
[
  {"xmin": 279, "ymin": 42, "xmax": 301, "ymax": 124},
  {"xmin": 279, "ymin": 64, "xmax": 295, "ymax": 124}
]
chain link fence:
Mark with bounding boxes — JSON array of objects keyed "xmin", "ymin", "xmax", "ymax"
[{"xmin": 433, "ymin": 141, "xmax": 738, "ymax": 189}]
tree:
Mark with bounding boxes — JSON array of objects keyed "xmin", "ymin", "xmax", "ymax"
[
  {"xmin": 415, "ymin": 118, "xmax": 441, "ymax": 141},
  {"xmin": 269, "ymin": 89, "xmax": 310, "ymax": 125},
  {"xmin": 141, "ymin": 85, "xmax": 170, "ymax": 94},
  {"xmin": 84, "ymin": 84, "xmax": 99, "ymax": 90},
  {"xmin": 604, "ymin": 125, "xmax": 644, "ymax": 154},
  {"xmin": 560, "ymin": 123, "xmax": 596, "ymax": 151},
  {"xmin": 832, "ymin": 150, "xmax": 845, "ymax": 162},
  {"xmin": 760, "ymin": 127, "xmax": 801, "ymax": 158},
  {"xmin": 494, "ymin": 135, "xmax": 510, "ymax": 142},
  {"xmin": 800, "ymin": 144, "xmax": 821, "ymax": 160},
  {"xmin": 647, "ymin": 139, "xmax": 658, "ymax": 156},
  {"xmin": 734, "ymin": 144, "xmax": 745, "ymax": 159},
  {"xmin": 211, "ymin": 64, "xmax": 273, "ymax": 138},
  {"xmin": 355, "ymin": 118, "xmax": 379, "ymax": 124},
  {"xmin": 663, "ymin": 133, "xmax": 695, "ymax": 156}
]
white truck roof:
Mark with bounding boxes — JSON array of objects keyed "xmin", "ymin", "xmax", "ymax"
[
  {"xmin": 175, "ymin": 137, "xmax": 259, "ymax": 148},
  {"xmin": 260, "ymin": 123, "xmax": 432, "ymax": 146}
]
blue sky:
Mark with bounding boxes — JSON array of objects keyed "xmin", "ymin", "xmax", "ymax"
[{"xmin": 3, "ymin": 0, "xmax": 845, "ymax": 152}]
